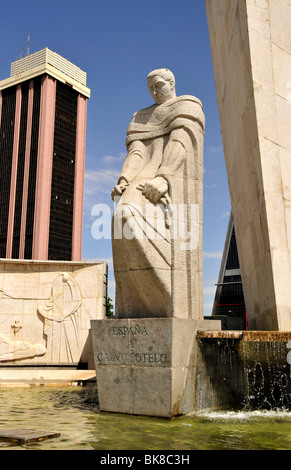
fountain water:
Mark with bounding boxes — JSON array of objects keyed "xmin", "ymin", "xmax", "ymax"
[{"xmin": 195, "ymin": 331, "xmax": 291, "ymax": 412}]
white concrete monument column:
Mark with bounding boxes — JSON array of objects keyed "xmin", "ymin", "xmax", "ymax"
[{"xmin": 206, "ymin": 0, "xmax": 291, "ymax": 330}]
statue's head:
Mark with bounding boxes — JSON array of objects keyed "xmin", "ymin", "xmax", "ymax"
[{"xmin": 147, "ymin": 68, "xmax": 176, "ymax": 105}]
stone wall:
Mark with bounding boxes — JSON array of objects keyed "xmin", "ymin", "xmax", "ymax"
[
  {"xmin": 0, "ymin": 259, "xmax": 107, "ymax": 367},
  {"xmin": 205, "ymin": 0, "xmax": 291, "ymax": 330}
]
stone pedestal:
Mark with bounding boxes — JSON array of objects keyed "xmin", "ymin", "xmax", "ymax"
[{"xmin": 91, "ymin": 317, "xmax": 220, "ymax": 417}]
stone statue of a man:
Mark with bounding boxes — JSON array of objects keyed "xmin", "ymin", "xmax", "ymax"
[{"xmin": 111, "ymin": 69, "xmax": 205, "ymax": 319}]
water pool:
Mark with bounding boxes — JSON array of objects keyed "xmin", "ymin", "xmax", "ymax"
[{"xmin": 0, "ymin": 386, "xmax": 290, "ymax": 450}]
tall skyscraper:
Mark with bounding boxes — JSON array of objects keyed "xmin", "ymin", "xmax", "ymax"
[
  {"xmin": 212, "ymin": 212, "xmax": 247, "ymax": 330},
  {"xmin": 0, "ymin": 48, "xmax": 90, "ymax": 261}
]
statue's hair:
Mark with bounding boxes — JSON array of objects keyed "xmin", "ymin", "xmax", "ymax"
[{"xmin": 147, "ymin": 68, "xmax": 175, "ymax": 85}]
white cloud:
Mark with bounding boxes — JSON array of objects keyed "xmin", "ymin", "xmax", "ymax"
[
  {"xmin": 221, "ymin": 210, "xmax": 230, "ymax": 218},
  {"xmin": 208, "ymin": 145, "xmax": 223, "ymax": 154},
  {"xmin": 107, "ymin": 279, "xmax": 116, "ymax": 301},
  {"xmin": 105, "ymin": 257, "xmax": 113, "ymax": 270},
  {"xmin": 84, "ymin": 168, "xmax": 119, "ymax": 193},
  {"xmin": 204, "ymin": 285, "xmax": 216, "ymax": 296},
  {"xmin": 101, "ymin": 152, "xmax": 126, "ymax": 164},
  {"xmin": 83, "ymin": 168, "xmax": 119, "ymax": 214},
  {"xmin": 203, "ymin": 251, "xmax": 223, "ymax": 259},
  {"xmin": 83, "ymin": 151, "xmax": 126, "ymax": 214},
  {"xmin": 204, "ymin": 302, "xmax": 214, "ymax": 310}
]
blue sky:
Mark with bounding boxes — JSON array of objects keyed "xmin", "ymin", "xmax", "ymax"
[{"xmin": 0, "ymin": 0, "xmax": 231, "ymax": 315}]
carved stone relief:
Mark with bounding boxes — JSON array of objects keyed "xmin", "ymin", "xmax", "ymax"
[
  {"xmin": 37, "ymin": 273, "xmax": 82, "ymax": 363},
  {"xmin": 0, "ymin": 262, "xmax": 106, "ymax": 365},
  {"xmin": 0, "ymin": 333, "xmax": 46, "ymax": 362}
]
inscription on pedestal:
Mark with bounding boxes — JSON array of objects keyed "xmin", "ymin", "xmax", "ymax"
[{"xmin": 94, "ymin": 322, "xmax": 169, "ymax": 366}]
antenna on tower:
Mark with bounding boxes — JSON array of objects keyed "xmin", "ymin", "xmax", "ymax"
[{"xmin": 27, "ymin": 35, "xmax": 30, "ymax": 56}]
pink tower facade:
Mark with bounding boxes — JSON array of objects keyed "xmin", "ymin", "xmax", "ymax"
[{"xmin": 0, "ymin": 49, "xmax": 90, "ymax": 261}]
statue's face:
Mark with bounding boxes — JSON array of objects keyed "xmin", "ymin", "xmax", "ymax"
[{"xmin": 147, "ymin": 76, "xmax": 175, "ymax": 104}]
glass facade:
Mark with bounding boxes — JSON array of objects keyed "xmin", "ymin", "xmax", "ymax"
[
  {"xmin": 48, "ymin": 81, "xmax": 77, "ymax": 260},
  {"xmin": 0, "ymin": 86, "xmax": 16, "ymax": 257},
  {"xmin": 212, "ymin": 215, "xmax": 247, "ymax": 329}
]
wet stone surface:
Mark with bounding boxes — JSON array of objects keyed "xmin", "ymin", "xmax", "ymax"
[{"xmin": 0, "ymin": 429, "xmax": 60, "ymax": 443}]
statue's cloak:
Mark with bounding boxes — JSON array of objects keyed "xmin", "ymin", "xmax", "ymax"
[
  {"xmin": 126, "ymin": 95, "xmax": 204, "ymax": 146},
  {"xmin": 113, "ymin": 95, "xmax": 205, "ymax": 319}
]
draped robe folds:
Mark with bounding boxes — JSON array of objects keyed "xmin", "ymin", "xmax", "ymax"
[{"xmin": 112, "ymin": 95, "xmax": 205, "ymax": 319}]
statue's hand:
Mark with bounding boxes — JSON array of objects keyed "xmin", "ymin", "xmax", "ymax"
[
  {"xmin": 111, "ymin": 182, "xmax": 129, "ymax": 200},
  {"xmin": 137, "ymin": 177, "xmax": 168, "ymax": 204}
]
